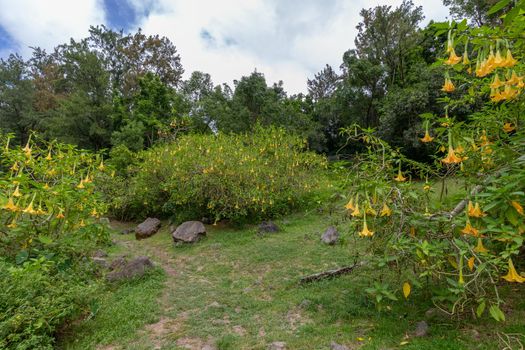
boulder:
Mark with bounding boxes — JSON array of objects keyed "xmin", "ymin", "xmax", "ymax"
[
  {"xmin": 258, "ymin": 221, "xmax": 279, "ymax": 234},
  {"xmin": 321, "ymin": 226, "xmax": 339, "ymax": 245},
  {"xmin": 91, "ymin": 257, "xmax": 109, "ymax": 269},
  {"xmin": 172, "ymin": 221, "xmax": 206, "ymax": 243},
  {"xmin": 330, "ymin": 342, "xmax": 350, "ymax": 350},
  {"xmin": 92, "ymin": 249, "xmax": 108, "ymax": 258},
  {"xmin": 414, "ymin": 321, "xmax": 429, "ymax": 337},
  {"xmin": 121, "ymin": 228, "xmax": 134, "ymax": 235},
  {"xmin": 268, "ymin": 342, "xmax": 286, "ymax": 350},
  {"xmin": 106, "ymin": 256, "xmax": 154, "ymax": 282},
  {"xmin": 135, "ymin": 218, "xmax": 161, "ymax": 240}
]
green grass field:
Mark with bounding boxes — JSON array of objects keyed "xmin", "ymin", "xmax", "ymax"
[{"xmin": 58, "ymin": 207, "xmax": 525, "ymax": 350}]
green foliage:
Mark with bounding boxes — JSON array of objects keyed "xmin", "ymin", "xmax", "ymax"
[
  {"xmin": 0, "ymin": 134, "xmax": 110, "ymax": 349},
  {"xmin": 0, "ymin": 259, "xmax": 100, "ymax": 350},
  {"xmin": 104, "ymin": 127, "xmax": 327, "ymax": 223}
]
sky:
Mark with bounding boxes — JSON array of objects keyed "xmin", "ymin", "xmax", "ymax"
[{"xmin": 0, "ymin": 0, "xmax": 450, "ymax": 94}]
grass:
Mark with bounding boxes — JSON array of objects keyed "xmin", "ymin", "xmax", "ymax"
[{"xmin": 57, "ymin": 205, "xmax": 525, "ymax": 350}]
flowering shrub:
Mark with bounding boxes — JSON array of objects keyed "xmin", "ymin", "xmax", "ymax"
[
  {"xmin": 0, "ymin": 134, "xmax": 109, "ymax": 349},
  {"xmin": 106, "ymin": 127, "xmax": 327, "ymax": 223},
  {"xmin": 343, "ymin": 2, "xmax": 525, "ymax": 320}
]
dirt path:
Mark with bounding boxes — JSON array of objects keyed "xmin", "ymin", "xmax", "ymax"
[{"xmin": 109, "ymin": 221, "xmax": 216, "ymax": 350}]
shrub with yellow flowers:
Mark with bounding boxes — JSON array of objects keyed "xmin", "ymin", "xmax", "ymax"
[
  {"xmin": 106, "ymin": 126, "xmax": 327, "ymax": 223},
  {"xmin": 0, "ymin": 134, "xmax": 110, "ymax": 349},
  {"xmin": 341, "ymin": 2, "xmax": 525, "ymax": 321}
]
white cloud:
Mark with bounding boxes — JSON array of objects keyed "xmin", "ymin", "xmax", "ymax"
[
  {"xmin": 132, "ymin": 0, "xmax": 449, "ymax": 94},
  {"xmin": 0, "ymin": 0, "xmax": 106, "ymax": 56},
  {"xmin": 0, "ymin": 0, "xmax": 450, "ymax": 93}
]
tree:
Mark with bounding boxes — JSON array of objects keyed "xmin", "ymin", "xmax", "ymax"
[
  {"xmin": 307, "ymin": 64, "xmax": 340, "ymax": 102},
  {"xmin": 355, "ymin": 0, "xmax": 424, "ymax": 87},
  {"xmin": 442, "ymin": 0, "xmax": 503, "ymax": 26},
  {"xmin": 0, "ymin": 54, "xmax": 36, "ymax": 143}
]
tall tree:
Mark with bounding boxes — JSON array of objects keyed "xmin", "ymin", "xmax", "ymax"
[
  {"xmin": 0, "ymin": 55, "xmax": 35, "ymax": 143},
  {"xmin": 442, "ymin": 0, "xmax": 503, "ymax": 26},
  {"xmin": 355, "ymin": 0, "xmax": 424, "ymax": 86}
]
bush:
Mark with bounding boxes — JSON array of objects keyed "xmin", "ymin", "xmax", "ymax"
[
  {"xmin": 0, "ymin": 134, "xmax": 110, "ymax": 349},
  {"xmin": 0, "ymin": 259, "xmax": 99, "ymax": 350},
  {"xmin": 105, "ymin": 127, "xmax": 327, "ymax": 223}
]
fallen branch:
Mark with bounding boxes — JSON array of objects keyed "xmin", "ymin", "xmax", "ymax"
[{"xmin": 299, "ymin": 261, "xmax": 365, "ymax": 284}]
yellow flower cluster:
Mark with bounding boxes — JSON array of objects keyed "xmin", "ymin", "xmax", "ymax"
[{"xmin": 476, "ymin": 49, "xmax": 517, "ymax": 77}]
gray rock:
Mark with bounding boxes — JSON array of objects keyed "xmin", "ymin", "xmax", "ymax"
[
  {"xmin": 321, "ymin": 226, "xmax": 339, "ymax": 245},
  {"xmin": 414, "ymin": 321, "xmax": 429, "ymax": 337},
  {"xmin": 109, "ymin": 256, "xmax": 127, "ymax": 271},
  {"xmin": 92, "ymin": 249, "xmax": 108, "ymax": 258},
  {"xmin": 268, "ymin": 342, "xmax": 286, "ymax": 350},
  {"xmin": 91, "ymin": 257, "xmax": 109, "ymax": 269},
  {"xmin": 135, "ymin": 218, "xmax": 161, "ymax": 240},
  {"xmin": 172, "ymin": 221, "xmax": 206, "ymax": 243},
  {"xmin": 121, "ymin": 228, "xmax": 134, "ymax": 235},
  {"xmin": 258, "ymin": 221, "xmax": 279, "ymax": 234},
  {"xmin": 106, "ymin": 256, "xmax": 154, "ymax": 282},
  {"xmin": 330, "ymin": 342, "xmax": 350, "ymax": 350}
]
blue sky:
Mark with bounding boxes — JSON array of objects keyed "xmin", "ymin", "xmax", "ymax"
[{"xmin": 0, "ymin": 0, "xmax": 449, "ymax": 93}]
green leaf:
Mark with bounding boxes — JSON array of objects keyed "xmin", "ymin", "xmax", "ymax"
[
  {"xmin": 487, "ymin": 0, "xmax": 511, "ymax": 15},
  {"xmin": 38, "ymin": 235, "xmax": 53, "ymax": 245},
  {"xmin": 476, "ymin": 301, "xmax": 486, "ymax": 318},
  {"xmin": 15, "ymin": 250, "xmax": 29, "ymax": 265},
  {"xmin": 489, "ymin": 305, "xmax": 506, "ymax": 322}
]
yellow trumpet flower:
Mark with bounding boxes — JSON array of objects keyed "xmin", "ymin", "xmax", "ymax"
[
  {"xmin": 444, "ymin": 48, "xmax": 462, "ymax": 65},
  {"xmin": 358, "ymin": 215, "xmax": 374, "ymax": 237},
  {"xmin": 502, "ymin": 258, "xmax": 525, "ymax": 283},
  {"xmin": 22, "ymin": 197, "xmax": 37, "ymax": 215},
  {"xmin": 441, "ymin": 146, "xmax": 463, "ymax": 164},
  {"xmin": 511, "ymin": 200, "xmax": 524, "ymax": 215},
  {"xmin": 394, "ymin": 169, "xmax": 407, "ymax": 182},
  {"xmin": 351, "ymin": 202, "xmax": 361, "ymax": 217},
  {"xmin": 77, "ymin": 180, "xmax": 85, "ymax": 189},
  {"xmin": 45, "ymin": 151, "xmax": 52, "ymax": 161},
  {"xmin": 23, "ymin": 142, "xmax": 31, "ymax": 157},
  {"xmin": 420, "ymin": 130, "xmax": 434, "ymax": 143},
  {"xmin": 2, "ymin": 197, "xmax": 19, "ymax": 212},
  {"xmin": 380, "ymin": 203, "xmax": 392, "ymax": 217},
  {"xmin": 503, "ymin": 123, "xmax": 515, "ymax": 133},
  {"xmin": 467, "ymin": 201, "xmax": 486, "ymax": 218},
  {"xmin": 462, "ymin": 51, "xmax": 470, "ymax": 65},
  {"xmin": 345, "ymin": 197, "xmax": 355, "ymax": 211},
  {"xmin": 56, "ymin": 210, "xmax": 65, "ymax": 219},
  {"xmin": 503, "ymin": 49, "xmax": 517, "ymax": 67},
  {"xmin": 461, "ymin": 219, "xmax": 480, "ymax": 237},
  {"xmin": 12, "ymin": 185, "xmax": 21, "ymax": 197},
  {"xmin": 441, "ymin": 77, "xmax": 455, "ymax": 92},
  {"xmin": 490, "ymin": 74, "xmax": 504, "ymax": 89},
  {"xmin": 474, "ymin": 238, "xmax": 488, "ymax": 253}
]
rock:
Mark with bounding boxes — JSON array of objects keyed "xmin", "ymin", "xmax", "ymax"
[
  {"xmin": 424, "ymin": 307, "xmax": 448, "ymax": 321},
  {"xmin": 91, "ymin": 257, "xmax": 109, "ymax": 269},
  {"xmin": 321, "ymin": 226, "xmax": 339, "ymax": 245},
  {"xmin": 414, "ymin": 321, "xmax": 429, "ymax": 337},
  {"xmin": 106, "ymin": 256, "xmax": 154, "ymax": 282},
  {"xmin": 299, "ymin": 299, "xmax": 311, "ymax": 309},
  {"xmin": 268, "ymin": 341, "xmax": 286, "ymax": 350},
  {"xmin": 135, "ymin": 218, "xmax": 161, "ymax": 240},
  {"xmin": 92, "ymin": 249, "xmax": 108, "ymax": 258},
  {"xmin": 233, "ymin": 325, "xmax": 247, "ymax": 336},
  {"xmin": 201, "ymin": 217, "xmax": 213, "ymax": 225},
  {"xmin": 258, "ymin": 221, "xmax": 279, "ymax": 234},
  {"xmin": 121, "ymin": 228, "xmax": 134, "ymax": 235},
  {"xmin": 109, "ymin": 256, "xmax": 127, "ymax": 271},
  {"xmin": 172, "ymin": 221, "xmax": 206, "ymax": 243},
  {"xmin": 202, "ymin": 345, "xmax": 217, "ymax": 350},
  {"xmin": 330, "ymin": 342, "xmax": 350, "ymax": 350}
]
